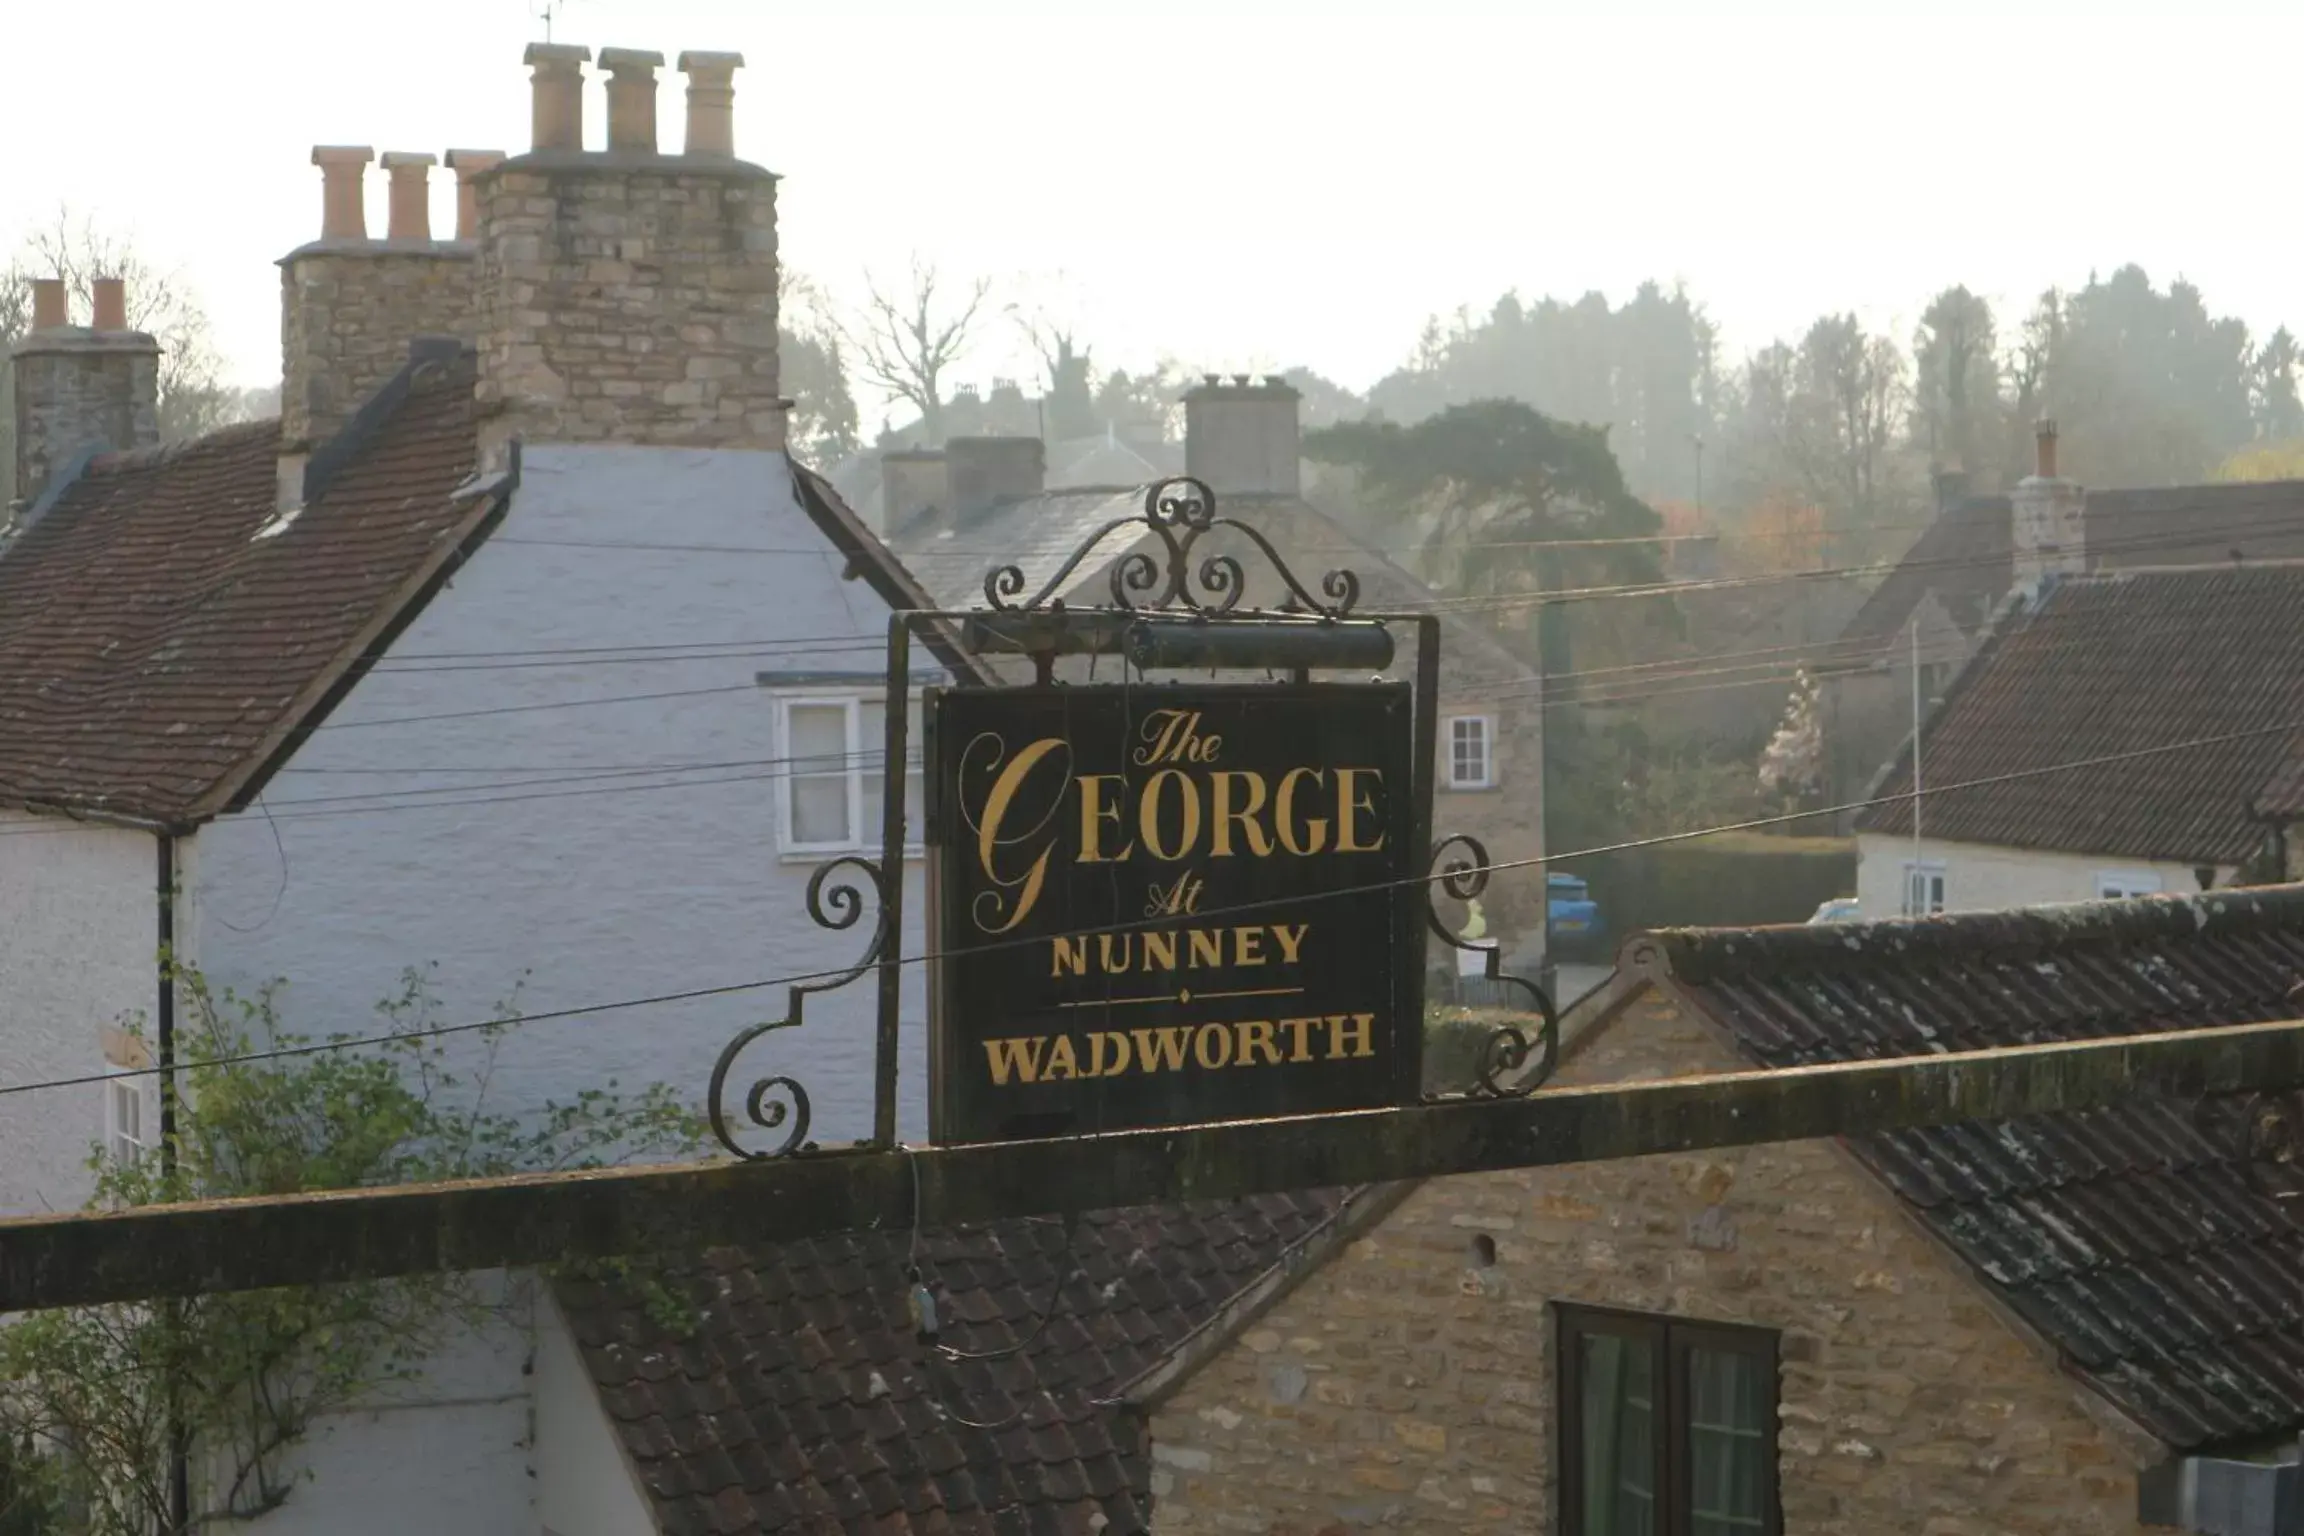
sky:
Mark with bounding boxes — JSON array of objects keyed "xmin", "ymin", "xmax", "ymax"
[{"xmin": 3, "ymin": 0, "xmax": 2298, "ymax": 424}]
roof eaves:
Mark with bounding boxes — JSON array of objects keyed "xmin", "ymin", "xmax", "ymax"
[{"xmin": 791, "ymin": 463, "xmax": 998, "ymax": 688}]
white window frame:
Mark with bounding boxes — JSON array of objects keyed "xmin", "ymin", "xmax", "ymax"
[
  {"xmin": 2095, "ymin": 870, "xmax": 2162, "ymax": 900},
  {"xmin": 1445, "ymin": 715, "xmax": 1497, "ymax": 790},
  {"xmin": 105, "ymin": 1067, "xmax": 147, "ymax": 1167},
  {"xmin": 772, "ymin": 691, "xmax": 925, "ymax": 860},
  {"xmin": 1902, "ymin": 860, "xmax": 1947, "ymax": 916}
]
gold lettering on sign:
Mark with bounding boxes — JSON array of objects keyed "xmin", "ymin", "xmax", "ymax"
[
  {"xmin": 1136, "ymin": 710, "xmax": 1222, "ymax": 767},
  {"xmin": 1209, "ymin": 771, "xmax": 1273, "ymax": 857},
  {"xmin": 1275, "ymin": 768, "xmax": 1328, "ymax": 856},
  {"xmin": 980, "ymin": 1013, "xmax": 1383, "ymax": 1084},
  {"xmin": 1139, "ymin": 769, "xmax": 1202, "ymax": 861},
  {"xmin": 1077, "ymin": 774, "xmax": 1135, "ymax": 863},
  {"xmin": 1333, "ymin": 768, "xmax": 1385, "ymax": 854}
]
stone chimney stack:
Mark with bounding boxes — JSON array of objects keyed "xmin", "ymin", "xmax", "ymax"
[
  {"xmin": 880, "ymin": 447, "xmax": 948, "ymax": 533},
  {"xmin": 10, "ymin": 276, "xmax": 160, "ymax": 506},
  {"xmin": 1184, "ymin": 374, "xmax": 1301, "ymax": 499},
  {"xmin": 2012, "ymin": 419, "xmax": 2086, "ymax": 589},
  {"xmin": 475, "ymin": 43, "xmax": 784, "ymax": 464},
  {"xmin": 279, "ymin": 141, "xmax": 483, "ymax": 463},
  {"xmin": 945, "ymin": 437, "xmax": 1045, "ymax": 517}
]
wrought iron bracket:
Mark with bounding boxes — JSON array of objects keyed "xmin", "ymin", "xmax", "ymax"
[
  {"xmin": 708, "ymin": 856, "xmax": 892, "ymax": 1160},
  {"xmin": 982, "ymin": 476, "xmax": 1362, "ymax": 620},
  {"xmin": 1425, "ymin": 833, "xmax": 1560, "ymax": 1097}
]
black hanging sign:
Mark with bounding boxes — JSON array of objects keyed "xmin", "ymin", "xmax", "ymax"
[{"xmin": 927, "ymin": 683, "xmax": 1418, "ymax": 1144}]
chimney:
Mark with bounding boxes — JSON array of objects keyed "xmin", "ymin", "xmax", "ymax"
[
  {"xmin": 678, "ymin": 52, "xmax": 743, "ymax": 156},
  {"xmin": 1930, "ymin": 465, "xmax": 1970, "ymax": 516},
  {"xmin": 2012, "ymin": 418, "xmax": 2085, "ymax": 588},
  {"xmin": 10, "ymin": 276, "xmax": 160, "ymax": 506},
  {"xmin": 880, "ymin": 447, "xmax": 948, "ymax": 533},
  {"xmin": 526, "ymin": 43, "xmax": 590, "ymax": 152},
  {"xmin": 598, "ymin": 48, "xmax": 663, "ymax": 153},
  {"xmin": 446, "ymin": 149, "xmax": 506, "ymax": 241},
  {"xmin": 382, "ymin": 152, "xmax": 436, "ymax": 241},
  {"xmin": 1184, "ymin": 373, "xmax": 1301, "ymax": 498},
  {"xmin": 280, "ymin": 142, "xmax": 482, "ymax": 458},
  {"xmin": 945, "ymin": 437, "xmax": 1045, "ymax": 517},
  {"xmin": 476, "ymin": 44, "xmax": 783, "ymax": 463}
]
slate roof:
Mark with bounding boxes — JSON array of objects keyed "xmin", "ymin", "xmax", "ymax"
[
  {"xmin": 0, "ymin": 351, "xmax": 495, "ymax": 824},
  {"xmin": 1834, "ymin": 479, "xmax": 2304, "ymax": 658},
  {"xmin": 1632, "ymin": 886, "xmax": 2304, "ymax": 1451},
  {"xmin": 1856, "ymin": 566, "xmax": 2304, "ymax": 866},
  {"xmin": 554, "ymin": 1190, "xmax": 1355, "ymax": 1534}
]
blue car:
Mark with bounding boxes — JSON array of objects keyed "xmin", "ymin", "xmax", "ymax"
[{"xmin": 1546, "ymin": 873, "xmax": 1605, "ymax": 958}]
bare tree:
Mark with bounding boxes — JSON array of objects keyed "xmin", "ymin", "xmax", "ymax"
[
  {"xmin": 848, "ymin": 260, "xmax": 991, "ymax": 443},
  {"xmin": 777, "ymin": 267, "xmax": 861, "ymax": 464},
  {"xmin": 1011, "ymin": 304, "xmax": 1098, "ymax": 442}
]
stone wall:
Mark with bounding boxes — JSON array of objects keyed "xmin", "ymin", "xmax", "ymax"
[
  {"xmin": 474, "ymin": 154, "xmax": 783, "ymax": 461},
  {"xmin": 1148, "ymin": 987, "xmax": 2166, "ymax": 1534},
  {"xmin": 278, "ymin": 245, "xmax": 477, "ymax": 451},
  {"xmin": 10, "ymin": 333, "xmax": 159, "ymax": 503}
]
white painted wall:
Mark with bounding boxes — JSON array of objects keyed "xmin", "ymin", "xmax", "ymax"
[
  {"xmin": 193, "ymin": 445, "xmax": 940, "ymax": 1152},
  {"xmin": 0, "ymin": 809, "xmax": 158, "ymax": 1216},
  {"xmin": 247, "ymin": 1273, "xmax": 537, "ymax": 1536},
  {"xmin": 178, "ymin": 445, "xmax": 941, "ymax": 1535},
  {"xmin": 534, "ymin": 1290, "xmax": 657, "ymax": 1536},
  {"xmin": 1856, "ymin": 832, "xmax": 2223, "ymax": 917}
]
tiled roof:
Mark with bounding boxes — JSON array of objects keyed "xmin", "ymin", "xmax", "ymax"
[
  {"xmin": 1856, "ymin": 566, "xmax": 2304, "ymax": 865},
  {"xmin": 0, "ymin": 352, "xmax": 491, "ymax": 824},
  {"xmin": 1632, "ymin": 887, "xmax": 2304, "ymax": 1451},
  {"xmin": 555, "ymin": 1191, "xmax": 1353, "ymax": 1534},
  {"xmin": 1835, "ymin": 479, "xmax": 2304, "ymax": 656}
]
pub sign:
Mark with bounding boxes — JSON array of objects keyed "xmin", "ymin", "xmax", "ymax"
[{"xmin": 927, "ymin": 683, "xmax": 1418, "ymax": 1144}]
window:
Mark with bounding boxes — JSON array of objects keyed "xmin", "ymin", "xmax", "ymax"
[
  {"xmin": 105, "ymin": 1069, "xmax": 146, "ymax": 1166},
  {"xmin": 776, "ymin": 694, "xmax": 924, "ymax": 857},
  {"xmin": 1559, "ymin": 1306, "xmax": 1781, "ymax": 1536},
  {"xmin": 1902, "ymin": 861, "xmax": 1946, "ymax": 916},
  {"xmin": 1446, "ymin": 715, "xmax": 1496, "ymax": 790},
  {"xmin": 2095, "ymin": 870, "xmax": 2161, "ymax": 900}
]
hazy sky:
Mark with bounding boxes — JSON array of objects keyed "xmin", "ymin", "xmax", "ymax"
[{"xmin": 4, "ymin": 0, "xmax": 2295, "ymax": 423}]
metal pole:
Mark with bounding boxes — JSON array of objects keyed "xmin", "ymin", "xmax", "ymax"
[
  {"xmin": 157, "ymin": 832, "xmax": 190, "ymax": 1532},
  {"xmin": 872, "ymin": 616, "xmax": 912, "ymax": 1149},
  {"xmin": 1910, "ymin": 617, "xmax": 1925, "ymax": 913}
]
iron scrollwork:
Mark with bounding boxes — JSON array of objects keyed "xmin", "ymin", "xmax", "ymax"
[
  {"xmin": 1427, "ymin": 834, "xmax": 1560, "ymax": 1097},
  {"xmin": 708, "ymin": 856, "xmax": 892, "ymax": 1160},
  {"xmin": 982, "ymin": 476, "xmax": 1362, "ymax": 619}
]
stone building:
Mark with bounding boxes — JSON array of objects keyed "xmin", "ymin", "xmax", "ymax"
[
  {"xmin": 1140, "ymin": 890, "xmax": 2304, "ymax": 1535},
  {"xmin": 877, "ymin": 377, "xmax": 1551, "ymax": 969}
]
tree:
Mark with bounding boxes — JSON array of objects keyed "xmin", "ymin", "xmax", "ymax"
[
  {"xmin": 778, "ymin": 268, "xmax": 861, "ymax": 465},
  {"xmin": 848, "ymin": 260, "xmax": 992, "ymax": 443},
  {"xmin": 1758, "ymin": 669, "xmax": 1825, "ymax": 805},
  {"xmin": 1014, "ymin": 310, "xmax": 1099, "ymax": 442},
  {"xmin": 1307, "ymin": 398, "xmax": 1668, "ymax": 602},
  {"xmin": 0, "ymin": 965, "xmax": 700, "ymax": 1533},
  {"xmin": 1362, "ymin": 281, "xmax": 1721, "ymax": 504},
  {"xmin": 1721, "ymin": 315, "xmax": 1913, "ymax": 554},
  {"xmin": 2253, "ymin": 327, "xmax": 2304, "ymax": 444},
  {"xmin": 2018, "ymin": 266, "xmax": 2257, "ymax": 486},
  {"xmin": 1912, "ymin": 286, "xmax": 2004, "ymax": 488}
]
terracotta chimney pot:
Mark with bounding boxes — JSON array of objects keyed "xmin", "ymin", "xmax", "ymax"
[
  {"xmin": 29, "ymin": 277, "xmax": 67, "ymax": 332},
  {"xmin": 676, "ymin": 51, "xmax": 744, "ymax": 156},
  {"xmin": 311, "ymin": 146, "xmax": 376, "ymax": 241},
  {"xmin": 445, "ymin": 149, "xmax": 506, "ymax": 240},
  {"xmin": 89, "ymin": 278, "xmax": 126, "ymax": 332},
  {"xmin": 380, "ymin": 152, "xmax": 437, "ymax": 241},
  {"xmin": 598, "ymin": 48, "xmax": 664, "ymax": 153},
  {"xmin": 524, "ymin": 42, "xmax": 591, "ymax": 152}
]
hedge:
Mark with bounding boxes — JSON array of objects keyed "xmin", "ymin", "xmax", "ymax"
[{"xmin": 1552, "ymin": 830, "xmax": 1855, "ymax": 939}]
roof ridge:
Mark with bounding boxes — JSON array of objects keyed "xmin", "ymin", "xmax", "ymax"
[
  {"xmin": 1634, "ymin": 884, "xmax": 2304, "ymax": 987},
  {"xmin": 89, "ymin": 416, "xmax": 281, "ymax": 475}
]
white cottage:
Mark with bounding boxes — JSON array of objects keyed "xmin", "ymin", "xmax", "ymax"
[{"xmin": 0, "ymin": 43, "xmax": 986, "ymax": 1533}]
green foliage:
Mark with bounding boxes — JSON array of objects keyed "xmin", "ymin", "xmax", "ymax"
[
  {"xmin": 0, "ymin": 966, "xmax": 703, "ymax": 1534},
  {"xmin": 1554, "ymin": 830, "xmax": 1855, "ymax": 934},
  {"xmin": 1368, "ymin": 282, "xmax": 1721, "ymax": 505},
  {"xmin": 1308, "ymin": 398, "xmax": 1668, "ymax": 601}
]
